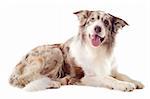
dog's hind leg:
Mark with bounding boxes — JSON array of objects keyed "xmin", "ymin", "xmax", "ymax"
[
  {"xmin": 9, "ymin": 62, "xmax": 26, "ymax": 88},
  {"xmin": 9, "ymin": 45, "xmax": 64, "ymax": 90}
]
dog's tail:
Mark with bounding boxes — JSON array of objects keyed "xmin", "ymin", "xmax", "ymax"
[{"xmin": 23, "ymin": 77, "xmax": 55, "ymax": 91}]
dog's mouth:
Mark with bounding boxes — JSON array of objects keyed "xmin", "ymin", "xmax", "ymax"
[{"xmin": 91, "ymin": 34, "xmax": 105, "ymax": 47}]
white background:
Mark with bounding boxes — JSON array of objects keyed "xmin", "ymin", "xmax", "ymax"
[{"xmin": 0, "ymin": 0, "xmax": 150, "ymax": 98}]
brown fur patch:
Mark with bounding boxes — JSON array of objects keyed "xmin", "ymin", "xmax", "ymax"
[
  {"xmin": 74, "ymin": 10, "xmax": 92, "ymax": 26},
  {"xmin": 16, "ymin": 62, "xmax": 25, "ymax": 74},
  {"xmin": 61, "ymin": 41, "xmax": 85, "ymax": 80},
  {"xmin": 78, "ymin": 32, "xmax": 87, "ymax": 44}
]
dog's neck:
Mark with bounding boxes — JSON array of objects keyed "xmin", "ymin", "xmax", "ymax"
[{"xmin": 69, "ymin": 35, "xmax": 113, "ymax": 59}]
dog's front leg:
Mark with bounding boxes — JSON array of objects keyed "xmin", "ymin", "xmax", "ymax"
[
  {"xmin": 112, "ymin": 71, "xmax": 144, "ymax": 89},
  {"xmin": 111, "ymin": 58, "xmax": 144, "ymax": 89},
  {"xmin": 80, "ymin": 76, "xmax": 136, "ymax": 92}
]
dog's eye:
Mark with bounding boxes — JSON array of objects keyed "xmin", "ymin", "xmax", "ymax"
[
  {"xmin": 91, "ymin": 17, "xmax": 95, "ymax": 21},
  {"xmin": 104, "ymin": 19, "xmax": 109, "ymax": 26}
]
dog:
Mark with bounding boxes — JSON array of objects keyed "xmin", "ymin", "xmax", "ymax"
[{"xmin": 9, "ymin": 10, "xmax": 144, "ymax": 92}]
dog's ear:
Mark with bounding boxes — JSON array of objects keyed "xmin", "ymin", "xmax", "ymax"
[
  {"xmin": 109, "ymin": 14, "xmax": 128, "ymax": 33},
  {"xmin": 74, "ymin": 10, "xmax": 91, "ymax": 26}
]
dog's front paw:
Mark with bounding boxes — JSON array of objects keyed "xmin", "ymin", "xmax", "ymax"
[
  {"xmin": 131, "ymin": 80, "xmax": 144, "ymax": 89},
  {"xmin": 114, "ymin": 82, "xmax": 136, "ymax": 92}
]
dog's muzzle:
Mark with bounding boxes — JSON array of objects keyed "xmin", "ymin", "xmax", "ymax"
[
  {"xmin": 91, "ymin": 25, "xmax": 105, "ymax": 47},
  {"xmin": 91, "ymin": 34, "xmax": 105, "ymax": 47}
]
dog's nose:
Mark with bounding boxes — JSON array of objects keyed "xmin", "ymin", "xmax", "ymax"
[{"xmin": 94, "ymin": 25, "xmax": 101, "ymax": 33}]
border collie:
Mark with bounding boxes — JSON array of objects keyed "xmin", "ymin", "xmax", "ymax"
[{"xmin": 9, "ymin": 10, "xmax": 144, "ymax": 92}]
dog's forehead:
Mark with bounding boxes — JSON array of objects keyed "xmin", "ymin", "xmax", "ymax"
[
  {"xmin": 97, "ymin": 10, "xmax": 106, "ymax": 15},
  {"xmin": 91, "ymin": 11, "xmax": 109, "ymax": 18}
]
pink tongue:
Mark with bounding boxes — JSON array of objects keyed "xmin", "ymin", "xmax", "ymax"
[{"xmin": 92, "ymin": 35, "xmax": 101, "ymax": 47}]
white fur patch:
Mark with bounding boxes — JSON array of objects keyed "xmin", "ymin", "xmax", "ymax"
[
  {"xmin": 69, "ymin": 37, "xmax": 114, "ymax": 77},
  {"xmin": 23, "ymin": 77, "xmax": 53, "ymax": 91}
]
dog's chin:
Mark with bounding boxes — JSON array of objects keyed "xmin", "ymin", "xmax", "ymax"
[{"xmin": 89, "ymin": 34, "xmax": 105, "ymax": 48}]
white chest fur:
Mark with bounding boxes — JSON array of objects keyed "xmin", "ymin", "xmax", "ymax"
[{"xmin": 69, "ymin": 38, "xmax": 114, "ymax": 77}]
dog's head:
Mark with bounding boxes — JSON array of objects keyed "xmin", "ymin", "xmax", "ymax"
[{"xmin": 74, "ymin": 10, "xmax": 128, "ymax": 48}]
